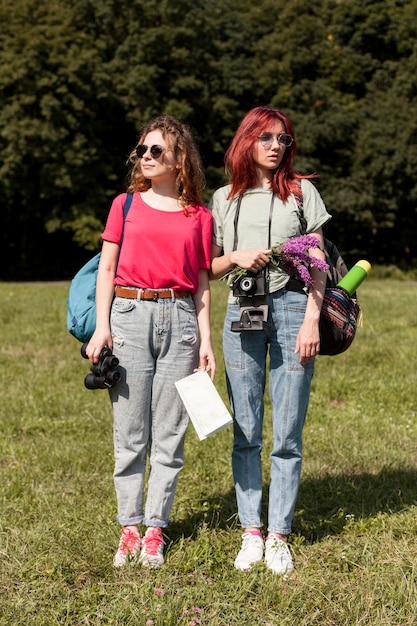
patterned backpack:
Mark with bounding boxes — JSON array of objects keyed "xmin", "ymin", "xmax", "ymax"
[{"xmin": 293, "ymin": 187, "xmax": 361, "ymax": 356}]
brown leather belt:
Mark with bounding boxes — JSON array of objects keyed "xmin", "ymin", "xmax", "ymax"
[{"xmin": 115, "ymin": 286, "xmax": 192, "ymax": 300}]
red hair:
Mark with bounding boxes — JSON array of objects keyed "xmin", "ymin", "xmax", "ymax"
[{"xmin": 225, "ymin": 106, "xmax": 314, "ymax": 201}]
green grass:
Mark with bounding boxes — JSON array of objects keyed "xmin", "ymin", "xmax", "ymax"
[{"xmin": 1, "ymin": 277, "xmax": 416, "ymax": 625}]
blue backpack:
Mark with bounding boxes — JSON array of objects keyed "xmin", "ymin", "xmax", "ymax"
[{"xmin": 67, "ymin": 193, "xmax": 133, "ymax": 343}]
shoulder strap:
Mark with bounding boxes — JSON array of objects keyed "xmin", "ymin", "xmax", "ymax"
[
  {"xmin": 116, "ymin": 193, "xmax": 134, "ymax": 270},
  {"xmin": 293, "ymin": 184, "xmax": 349, "ymax": 286},
  {"xmin": 123, "ymin": 192, "xmax": 133, "ymax": 220},
  {"xmin": 233, "ymin": 193, "xmax": 275, "ymax": 250},
  {"xmin": 293, "ymin": 181, "xmax": 307, "ymax": 234},
  {"xmin": 233, "ymin": 195, "xmax": 243, "ymax": 251},
  {"xmin": 120, "ymin": 193, "xmax": 133, "ymax": 245}
]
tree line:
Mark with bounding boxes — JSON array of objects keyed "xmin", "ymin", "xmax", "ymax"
[{"xmin": 1, "ymin": 0, "xmax": 416, "ymax": 279}]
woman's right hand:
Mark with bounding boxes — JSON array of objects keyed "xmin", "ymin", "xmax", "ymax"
[
  {"xmin": 85, "ymin": 330, "xmax": 113, "ymax": 364},
  {"xmin": 210, "ymin": 243, "xmax": 271, "ymax": 280},
  {"xmin": 230, "ymin": 248, "xmax": 271, "ymax": 273}
]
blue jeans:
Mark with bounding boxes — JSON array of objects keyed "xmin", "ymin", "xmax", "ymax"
[
  {"xmin": 109, "ymin": 294, "xmax": 199, "ymax": 528},
  {"xmin": 223, "ymin": 289, "xmax": 314, "ymax": 535}
]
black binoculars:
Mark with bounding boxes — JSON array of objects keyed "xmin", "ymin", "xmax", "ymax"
[{"xmin": 80, "ymin": 343, "xmax": 121, "ymax": 390}]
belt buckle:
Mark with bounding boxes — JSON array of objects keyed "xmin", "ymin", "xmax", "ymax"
[{"xmin": 152, "ymin": 291, "xmax": 159, "ymax": 301}]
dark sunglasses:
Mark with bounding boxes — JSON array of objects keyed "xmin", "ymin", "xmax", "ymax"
[
  {"xmin": 258, "ymin": 132, "xmax": 294, "ymax": 149},
  {"xmin": 136, "ymin": 144, "xmax": 165, "ymax": 159}
]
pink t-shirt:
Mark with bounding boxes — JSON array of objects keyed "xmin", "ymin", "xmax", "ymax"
[{"xmin": 101, "ymin": 193, "xmax": 213, "ymax": 293}]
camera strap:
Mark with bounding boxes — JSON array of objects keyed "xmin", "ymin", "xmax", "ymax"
[{"xmin": 233, "ymin": 192, "xmax": 275, "ymax": 282}]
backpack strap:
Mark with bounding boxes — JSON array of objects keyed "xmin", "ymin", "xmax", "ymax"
[
  {"xmin": 292, "ymin": 180, "xmax": 307, "ymax": 234},
  {"xmin": 292, "ymin": 182, "xmax": 348, "ymax": 287},
  {"xmin": 119, "ymin": 193, "xmax": 133, "ymax": 246},
  {"xmin": 123, "ymin": 193, "xmax": 133, "ymax": 219},
  {"xmin": 116, "ymin": 193, "xmax": 134, "ymax": 264}
]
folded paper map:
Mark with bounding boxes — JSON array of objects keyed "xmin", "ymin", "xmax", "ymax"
[{"xmin": 175, "ymin": 371, "xmax": 233, "ymax": 440}]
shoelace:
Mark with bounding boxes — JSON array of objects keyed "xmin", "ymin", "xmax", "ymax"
[
  {"xmin": 119, "ymin": 528, "xmax": 140, "ymax": 555},
  {"xmin": 266, "ymin": 537, "xmax": 291, "ymax": 560},
  {"xmin": 143, "ymin": 529, "xmax": 166, "ymax": 555}
]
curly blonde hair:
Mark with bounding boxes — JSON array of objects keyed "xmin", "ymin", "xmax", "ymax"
[{"xmin": 127, "ymin": 115, "xmax": 205, "ymax": 210}]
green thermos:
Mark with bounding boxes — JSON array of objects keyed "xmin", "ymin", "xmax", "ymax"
[{"xmin": 336, "ymin": 260, "xmax": 371, "ymax": 296}]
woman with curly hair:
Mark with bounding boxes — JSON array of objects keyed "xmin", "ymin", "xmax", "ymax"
[{"xmin": 86, "ymin": 115, "xmax": 215, "ymax": 568}]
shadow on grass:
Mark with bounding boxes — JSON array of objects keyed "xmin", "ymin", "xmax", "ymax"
[
  {"xmin": 294, "ymin": 465, "xmax": 417, "ymax": 541},
  {"xmin": 169, "ymin": 466, "xmax": 417, "ymax": 544}
]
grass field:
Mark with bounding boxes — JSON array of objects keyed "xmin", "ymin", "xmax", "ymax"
[{"xmin": 1, "ymin": 277, "xmax": 416, "ymax": 625}]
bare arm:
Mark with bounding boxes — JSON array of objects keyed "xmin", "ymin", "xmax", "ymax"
[
  {"xmin": 85, "ymin": 240, "xmax": 119, "ymax": 363},
  {"xmin": 192, "ymin": 268, "xmax": 216, "ymax": 380},
  {"xmin": 295, "ymin": 228, "xmax": 327, "ymax": 364}
]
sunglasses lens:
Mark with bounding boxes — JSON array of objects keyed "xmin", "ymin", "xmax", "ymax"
[
  {"xmin": 136, "ymin": 145, "xmax": 164, "ymax": 159},
  {"xmin": 259, "ymin": 133, "xmax": 273, "ymax": 147},
  {"xmin": 280, "ymin": 134, "xmax": 293, "ymax": 147},
  {"xmin": 136, "ymin": 145, "xmax": 147, "ymax": 158},
  {"xmin": 150, "ymin": 145, "xmax": 164, "ymax": 158}
]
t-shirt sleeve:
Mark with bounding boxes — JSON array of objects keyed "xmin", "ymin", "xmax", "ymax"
[
  {"xmin": 208, "ymin": 187, "xmax": 227, "ymax": 249},
  {"xmin": 301, "ymin": 179, "xmax": 332, "ymax": 233},
  {"xmin": 198, "ymin": 208, "xmax": 214, "ymax": 269},
  {"xmin": 101, "ymin": 194, "xmax": 128, "ymax": 244}
]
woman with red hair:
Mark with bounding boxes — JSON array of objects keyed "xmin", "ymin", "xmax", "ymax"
[{"xmin": 210, "ymin": 106, "xmax": 331, "ymax": 575}]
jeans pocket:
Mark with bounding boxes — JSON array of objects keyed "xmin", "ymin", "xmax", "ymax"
[
  {"xmin": 111, "ymin": 297, "xmax": 136, "ymax": 342},
  {"xmin": 112, "ymin": 297, "xmax": 137, "ymax": 314},
  {"xmin": 285, "ymin": 290, "xmax": 307, "ymax": 313},
  {"xmin": 176, "ymin": 299, "xmax": 197, "ymax": 344},
  {"xmin": 223, "ymin": 304, "xmax": 244, "ymax": 368}
]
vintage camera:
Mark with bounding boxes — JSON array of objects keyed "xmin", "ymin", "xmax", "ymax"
[
  {"xmin": 81, "ymin": 343, "xmax": 121, "ymax": 390},
  {"xmin": 232, "ymin": 269, "xmax": 267, "ymax": 298},
  {"xmin": 231, "ymin": 269, "xmax": 268, "ymax": 332}
]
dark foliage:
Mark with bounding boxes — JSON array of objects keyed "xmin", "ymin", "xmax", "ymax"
[{"xmin": 1, "ymin": 0, "xmax": 416, "ymax": 279}]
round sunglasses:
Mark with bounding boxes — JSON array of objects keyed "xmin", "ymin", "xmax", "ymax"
[
  {"xmin": 136, "ymin": 144, "xmax": 165, "ymax": 159},
  {"xmin": 258, "ymin": 132, "xmax": 294, "ymax": 149}
]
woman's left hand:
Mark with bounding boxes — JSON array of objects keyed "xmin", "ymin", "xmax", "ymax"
[{"xmin": 295, "ymin": 321, "xmax": 320, "ymax": 364}]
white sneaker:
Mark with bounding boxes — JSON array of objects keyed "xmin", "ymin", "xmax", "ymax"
[
  {"xmin": 139, "ymin": 527, "xmax": 165, "ymax": 568},
  {"xmin": 234, "ymin": 532, "xmax": 264, "ymax": 571},
  {"xmin": 264, "ymin": 536, "xmax": 294, "ymax": 576},
  {"xmin": 113, "ymin": 527, "xmax": 141, "ymax": 567}
]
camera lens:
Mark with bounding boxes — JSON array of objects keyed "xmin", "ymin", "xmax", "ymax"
[{"xmin": 240, "ymin": 277, "xmax": 257, "ymax": 293}]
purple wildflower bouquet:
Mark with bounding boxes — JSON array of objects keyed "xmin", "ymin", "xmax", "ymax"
[
  {"xmin": 221, "ymin": 234, "xmax": 329, "ymax": 288},
  {"xmin": 270, "ymin": 234, "xmax": 329, "ymax": 287}
]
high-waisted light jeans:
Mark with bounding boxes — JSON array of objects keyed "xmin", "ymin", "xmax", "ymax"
[
  {"xmin": 109, "ymin": 294, "xmax": 199, "ymax": 528},
  {"xmin": 222, "ymin": 288, "xmax": 315, "ymax": 535}
]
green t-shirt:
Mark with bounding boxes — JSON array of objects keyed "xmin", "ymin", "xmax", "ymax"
[{"xmin": 209, "ymin": 179, "xmax": 332, "ymax": 297}]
